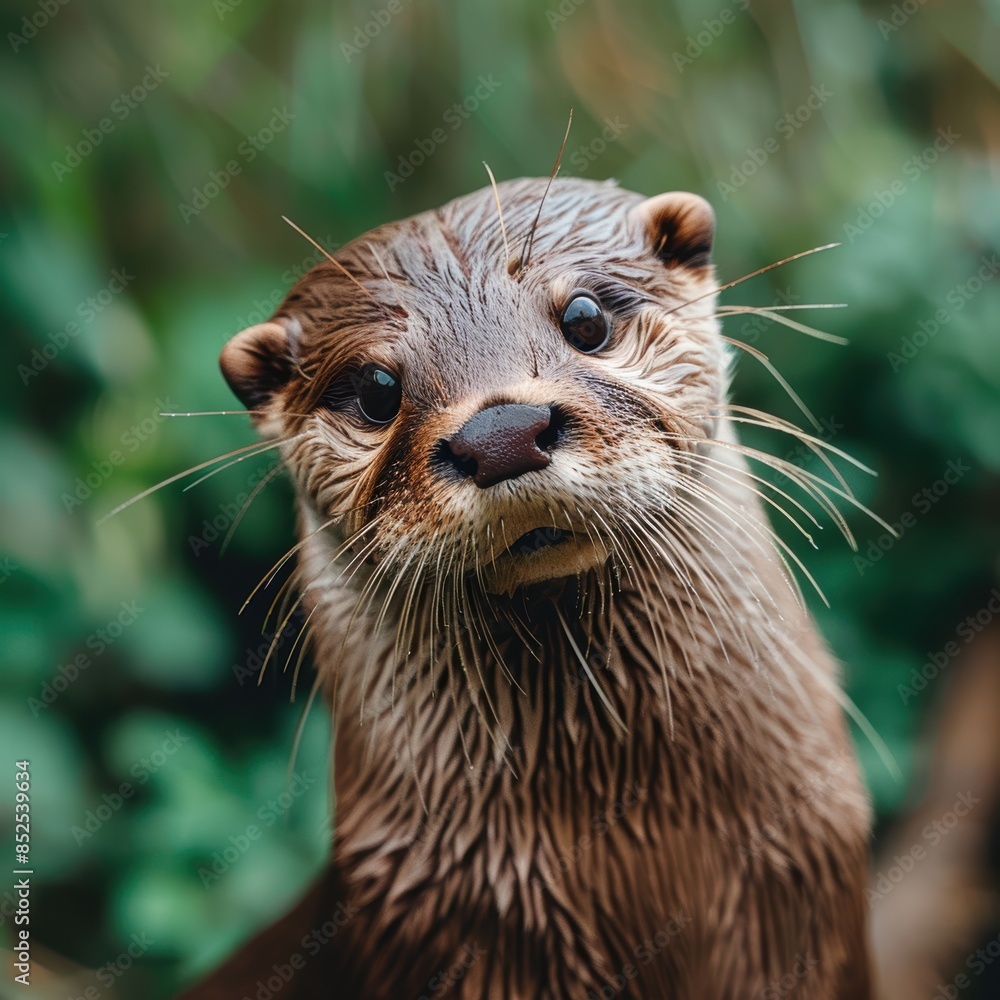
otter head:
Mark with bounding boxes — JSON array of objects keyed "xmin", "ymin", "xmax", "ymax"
[{"xmin": 220, "ymin": 178, "xmax": 722, "ymax": 601}]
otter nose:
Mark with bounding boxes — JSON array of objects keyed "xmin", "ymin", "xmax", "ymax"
[{"xmin": 443, "ymin": 404, "xmax": 554, "ymax": 488}]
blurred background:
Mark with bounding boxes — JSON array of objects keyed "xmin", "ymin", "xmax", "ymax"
[{"xmin": 1, "ymin": 0, "xmax": 998, "ymax": 996}]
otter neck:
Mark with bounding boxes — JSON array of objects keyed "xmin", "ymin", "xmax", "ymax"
[{"xmin": 295, "ymin": 476, "xmax": 841, "ymax": 865}]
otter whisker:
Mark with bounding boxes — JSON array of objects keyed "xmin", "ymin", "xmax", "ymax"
[
  {"xmin": 680, "ymin": 450, "xmax": 822, "ymax": 545},
  {"xmin": 426, "ymin": 540, "xmax": 451, "ymax": 687},
  {"xmin": 349, "ymin": 535, "xmax": 420, "ymax": 716},
  {"xmin": 263, "ymin": 569, "xmax": 300, "ymax": 638},
  {"xmin": 713, "ymin": 402, "xmax": 876, "ymax": 473},
  {"xmin": 655, "ymin": 418, "xmax": 864, "ymax": 545},
  {"xmin": 721, "ymin": 336, "xmax": 822, "ymax": 431},
  {"xmin": 659, "ymin": 500, "xmax": 779, "ymax": 658},
  {"xmin": 471, "ymin": 587, "xmax": 526, "ymax": 698},
  {"xmin": 261, "ymin": 517, "xmax": 389, "ymax": 685},
  {"xmin": 837, "ymin": 690, "xmax": 903, "ymax": 781},
  {"xmin": 678, "ymin": 475, "xmax": 828, "ymax": 605},
  {"xmin": 452, "ymin": 537, "xmax": 515, "ymax": 764},
  {"xmin": 96, "ymin": 435, "xmax": 302, "ymax": 525},
  {"xmin": 161, "ymin": 408, "xmax": 269, "ymax": 417},
  {"xmin": 698, "ymin": 434, "xmax": 895, "ymax": 542},
  {"xmin": 517, "ymin": 107, "xmax": 573, "ymax": 273},
  {"xmin": 654, "ymin": 486, "xmax": 775, "ymax": 612},
  {"xmin": 470, "ymin": 535, "xmax": 489, "ymax": 599},
  {"xmin": 443, "ymin": 573, "xmax": 474, "ymax": 771},
  {"xmin": 482, "ymin": 161, "xmax": 512, "ymax": 268},
  {"xmin": 716, "ymin": 302, "xmax": 846, "ymax": 313},
  {"xmin": 241, "ymin": 513, "xmax": 341, "ymax": 615},
  {"xmin": 642, "ymin": 497, "xmax": 794, "ymax": 677},
  {"xmin": 717, "ymin": 305, "xmax": 849, "ymax": 345},
  {"xmin": 287, "ymin": 619, "xmax": 315, "ymax": 701},
  {"xmin": 603, "ymin": 514, "xmax": 678, "ymax": 734},
  {"xmin": 484, "ymin": 522, "xmax": 499, "ymax": 575},
  {"xmin": 220, "ymin": 461, "xmax": 284, "ymax": 556},
  {"xmin": 690, "ymin": 445, "xmax": 829, "ymax": 532},
  {"xmin": 364, "ymin": 241, "xmax": 396, "ymax": 286},
  {"xmin": 181, "ymin": 436, "xmax": 300, "ymax": 492},
  {"xmin": 392, "ymin": 548, "xmax": 426, "ymax": 663},
  {"xmin": 555, "ymin": 605, "xmax": 626, "ymax": 735},
  {"xmin": 626, "ymin": 505, "xmax": 740, "ymax": 665},
  {"xmin": 389, "ymin": 564, "xmax": 441, "ymax": 811},
  {"xmin": 660, "ymin": 242, "xmax": 841, "ymax": 319},
  {"xmin": 286, "ymin": 668, "xmax": 324, "ymax": 782},
  {"xmin": 652, "ymin": 462, "xmax": 801, "ymax": 608},
  {"xmin": 260, "ymin": 574, "xmax": 328, "ymax": 689},
  {"xmin": 369, "ymin": 548, "xmax": 420, "ymax": 640},
  {"xmin": 277, "ymin": 590, "xmax": 325, "ymax": 693},
  {"xmin": 282, "ymin": 216, "xmax": 385, "ymax": 310},
  {"xmin": 708, "ymin": 410, "xmax": 856, "ymax": 498},
  {"xmin": 603, "ymin": 504, "xmax": 694, "ymax": 651},
  {"xmin": 669, "ymin": 468, "xmax": 802, "ymax": 578}
]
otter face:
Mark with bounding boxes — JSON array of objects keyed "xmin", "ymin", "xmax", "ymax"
[{"xmin": 221, "ymin": 178, "xmax": 723, "ymax": 597}]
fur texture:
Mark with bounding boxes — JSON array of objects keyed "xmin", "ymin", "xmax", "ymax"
[{"xmin": 178, "ymin": 177, "xmax": 872, "ymax": 999}]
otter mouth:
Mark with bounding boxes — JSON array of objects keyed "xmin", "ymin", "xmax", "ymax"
[
  {"xmin": 480, "ymin": 524, "xmax": 607, "ymax": 594},
  {"xmin": 509, "ymin": 526, "xmax": 572, "ymax": 557}
]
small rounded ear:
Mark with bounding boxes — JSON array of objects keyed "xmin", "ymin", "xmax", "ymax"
[
  {"xmin": 629, "ymin": 191, "xmax": 715, "ymax": 270},
  {"xmin": 219, "ymin": 319, "xmax": 295, "ymax": 410}
]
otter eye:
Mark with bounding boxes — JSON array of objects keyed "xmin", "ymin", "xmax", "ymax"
[
  {"xmin": 356, "ymin": 365, "xmax": 402, "ymax": 424},
  {"xmin": 560, "ymin": 293, "xmax": 609, "ymax": 353}
]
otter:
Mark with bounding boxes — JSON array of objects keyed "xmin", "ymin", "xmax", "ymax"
[{"xmin": 177, "ymin": 177, "xmax": 873, "ymax": 999}]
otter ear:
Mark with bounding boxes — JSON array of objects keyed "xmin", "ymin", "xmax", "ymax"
[
  {"xmin": 220, "ymin": 318, "xmax": 298, "ymax": 411},
  {"xmin": 629, "ymin": 191, "xmax": 715, "ymax": 270}
]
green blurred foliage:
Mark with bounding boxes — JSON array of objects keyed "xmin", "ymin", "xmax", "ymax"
[{"xmin": 0, "ymin": 0, "xmax": 998, "ymax": 995}]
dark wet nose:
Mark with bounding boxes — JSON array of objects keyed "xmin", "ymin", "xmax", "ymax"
[{"xmin": 441, "ymin": 404, "xmax": 556, "ymax": 488}]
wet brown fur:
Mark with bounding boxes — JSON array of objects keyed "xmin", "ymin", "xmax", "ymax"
[{"xmin": 178, "ymin": 178, "xmax": 873, "ymax": 999}]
